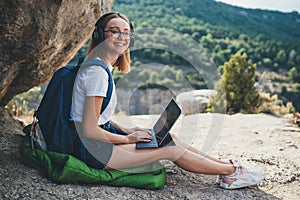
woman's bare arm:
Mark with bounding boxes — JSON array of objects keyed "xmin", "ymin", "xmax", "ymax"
[{"xmin": 81, "ymin": 96, "xmax": 152, "ymax": 144}]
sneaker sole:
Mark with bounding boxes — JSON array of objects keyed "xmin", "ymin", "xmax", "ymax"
[{"xmin": 219, "ymin": 175, "xmax": 265, "ymax": 189}]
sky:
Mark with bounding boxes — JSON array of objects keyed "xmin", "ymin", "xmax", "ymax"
[{"xmin": 215, "ymin": 0, "xmax": 300, "ymax": 13}]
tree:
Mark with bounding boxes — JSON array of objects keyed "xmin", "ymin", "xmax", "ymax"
[
  {"xmin": 275, "ymin": 49, "xmax": 287, "ymax": 64},
  {"xmin": 210, "ymin": 52, "xmax": 259, "ymax": 114},
  {"xmin": 288, "ymin": 67, "xmax": 300, "ymax": 82}
]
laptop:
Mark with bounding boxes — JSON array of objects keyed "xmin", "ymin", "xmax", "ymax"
[{"xmin": 136, "ymin": 98, "xmax": 182, "ymax": 149}]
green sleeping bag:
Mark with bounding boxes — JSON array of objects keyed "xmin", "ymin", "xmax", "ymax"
[{"xmin": 20, "ymin": 126, "xmax": 166, "ymax": 190}]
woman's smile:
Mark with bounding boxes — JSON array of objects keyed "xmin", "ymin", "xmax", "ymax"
[{"xmin": 104, "ymin": 18, "xmax": 130, "ymax": 55}]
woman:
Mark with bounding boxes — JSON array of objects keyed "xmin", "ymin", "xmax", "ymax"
[{"xmin": 71, "ymin": 12, "xmax": 264, "ymax": 189}]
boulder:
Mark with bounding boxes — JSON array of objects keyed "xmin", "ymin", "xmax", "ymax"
[
  {"xmin": 0, "ymin": 0, "xmax": 113, "ymax": 156},
  {"xmin": 0, "ymin": 107, "xmax": 24, "ymax": 159},
  {"xmin": 0, "ymin": 0, "xmax": 114, "ymax": 106},
  {"xmin": 176, "ymin": 90, "xmax": 216, "ymax": 115}
]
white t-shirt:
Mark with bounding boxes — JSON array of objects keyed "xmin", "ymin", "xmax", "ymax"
[{"xmin": 71, "ymin": 59, "xmax": 116, "ymax": 125}]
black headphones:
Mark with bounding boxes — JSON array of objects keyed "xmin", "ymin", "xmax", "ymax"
[{"xmin": 92, "ymin": 12, "xmax": 135, "ymax": 48}]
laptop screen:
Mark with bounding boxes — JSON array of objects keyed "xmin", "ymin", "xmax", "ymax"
[{"xmin": 153, "ymin": 99, "xmax": 181, "ymax": 145}]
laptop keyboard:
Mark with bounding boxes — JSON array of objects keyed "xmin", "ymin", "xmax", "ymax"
[{"xmin": 136, "ymin": 129, "xmax": 158, "ymax": 148}]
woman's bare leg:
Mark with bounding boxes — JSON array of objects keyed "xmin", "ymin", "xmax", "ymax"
[
  {"xmin": 172, "ymin": 134, "xmax": 230, "ymax": 165},
  {"xmin": 105, "ymin": 139, "xmax": 235, "ymax": 175}
]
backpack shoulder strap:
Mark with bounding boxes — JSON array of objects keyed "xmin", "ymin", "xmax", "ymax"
[{"xmin": 79, "ymin": 59, "xmax": 113, "ymax": 113}]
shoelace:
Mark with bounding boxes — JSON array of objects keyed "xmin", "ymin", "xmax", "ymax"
[
  {"xmin": 236, "ymin": 165, "xmax": 248, "ymax": 175},
  {"xmin": 218, "ymin": 160, "xmax": 245, "ymax": 180}
]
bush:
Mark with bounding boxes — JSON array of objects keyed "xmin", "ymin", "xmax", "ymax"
[
  {"xmin": 210, "ymin": 52, "xmax": 259, "ymax": 114},
  {"xmin": 255, "ymin": 93, "xmax": 295, "ymax": 115},
  {"xmin": 6, "ymin": 87, "xmax": 43, "ymax": 118}
]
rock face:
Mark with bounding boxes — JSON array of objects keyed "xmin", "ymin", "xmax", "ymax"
[
  {"xmin": 176, "ymin": 90, "xmax": 216, "ymax": 115},
  {"xmin": 0, "ymin": 107, "xmax": 24, "ymax": 159},
  {"xmin": 117, "ymin": 88, "xmax": 177, "ymax": 115},
  {"xmin": 0, "ymin": 0, "xmax": 114, "ymax": 106},
  {"xmin": 0, "ymin": 0, "xmax": 114, "ymax": 156}
]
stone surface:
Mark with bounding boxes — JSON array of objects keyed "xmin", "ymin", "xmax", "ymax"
[
  {"xmin": 116, "ymin": 88, "xmax": 178, "ymax": 115},
  {"xmin": 0, "ymin": 0, "xmax": 114, "ymax": 153},
  {"xmin": 0, "ymin": 107, "xmax": 24, "ymax": 160},
  {"xmin": 0, "ymin": 0, "xmax": 114, "ymax": 106},
  {"xmin": 176, "ymin": 89, "xmax": 217, "ymax": 115},
  {"xmin": 1, "ymin": 113, "xmax": 299, "ymax": 199}
]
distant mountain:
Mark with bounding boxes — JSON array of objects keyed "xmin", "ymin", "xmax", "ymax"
[
  {"xmin": 112, "ymin": 0, "xmax": 300, "ymax": 110},
  {"xmin": 113, "ymin": 0, "xmax": 300, "ymax": 69},
  {"xmin": 113, "ymin": 0, "xmax": 300, "ymax": 44},
  {"xmin": 179, "ymin": 0, "xmax": 300, "ymax": 42}
]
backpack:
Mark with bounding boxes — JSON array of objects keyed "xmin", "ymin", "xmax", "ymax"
[{"xmin": 30, "ymin": 58, "xmax": 113, "ymax": 155}]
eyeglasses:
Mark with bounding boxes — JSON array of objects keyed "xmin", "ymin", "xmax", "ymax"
[{"xmin": 104, "ymin": 29, "xmax": 133, "ymax": 40}]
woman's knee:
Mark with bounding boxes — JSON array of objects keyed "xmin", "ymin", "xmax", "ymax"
[
  {"xmin": 171, "ymin": 133, "xmax": 182, "ymax": 143},
  {"xmin": 170, "ymin": 133, "xmax": 185, "ymax": 147},
  {"xmin": 161, "ymin": 144, "xmax": 187, "ymax": 162}
]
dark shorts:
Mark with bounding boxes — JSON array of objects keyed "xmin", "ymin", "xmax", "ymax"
[{"xmin": 74, "ymin": 121, "xmax": 117, "ymax": 170}]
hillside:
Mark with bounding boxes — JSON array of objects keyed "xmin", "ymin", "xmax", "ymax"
[
  {"xmin": 111, "ymin": 0, "xmax": 300, "ymax": 110},
  {"xmin": 7, "ymin": 0, "xmax": 300, "ymax": 114},
  {"xmin": 181, "ymin": 0, "xmax": 300, "ymax": 42},
  {"xmin": 114, "ymin": 0, "xmax": 300, "ymax": 43},
  {"xmin": 113, "ymin": 0, "xmax": 300, "ymax": 68}
]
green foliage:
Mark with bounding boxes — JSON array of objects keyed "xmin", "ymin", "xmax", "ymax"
[
  {"xmin": 280, "ymin": 83, "xmax": 300, "ymax": 111},
  {"xmin": 112, "ymin": 0, "xmax": 300, "ymax": 110},
  {"xmin": 115, "ymin": 63, "xmax": 188, "ymax": 90},
  {"xmin": 113, "ymin": 0, "xmax": 300, "ymax": 71},
  {"xmin": 210, "ymin": 53, "xmax": 259, "ymax": 114},
  {"xmin": 256, "ymin": 93, "xmax": 295, "ymax": 115},
  {"xmin": 6, "ymin": 87, "xmax": 43, "ymax": 117},
  {"xmin": 186, "ymin": 72, "xmax": 207, "ymax": 89},
  {"xmin": 288, "ymin": 67, "xmax": 300, "ymax": 82}
]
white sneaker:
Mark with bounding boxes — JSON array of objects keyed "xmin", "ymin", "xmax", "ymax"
[
  {"xmin": 218, "ymin": 160, "xmax": 265, "ymax": 189},
  {"xmin": 216, "ymin": 160, "xmax": 242, "ymax": 184}
]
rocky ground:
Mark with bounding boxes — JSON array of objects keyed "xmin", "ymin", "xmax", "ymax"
[{"xmin": 0, "ymin": 113, "xmax": 299, "ymax": 200}]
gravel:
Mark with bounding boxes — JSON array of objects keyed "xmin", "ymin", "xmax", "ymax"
[
  {"xmin": 1, "ymin": 113, "xmax": 300, "ymax": 199},
  {"xmin": 1, "ymin": 153, "xmax": 299, "ymax": 200}
]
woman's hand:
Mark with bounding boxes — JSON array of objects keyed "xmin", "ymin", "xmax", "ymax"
[
  {"xmin": 126, "ymin": 129, "xmax": 152, "ymax": 144},
  {"xmin": 128, "ymin": 127, "xmax": 149, "ymax": 133},
  {"xmin": 121, "ymin": 126, "xmax": 149, "ymax": 135}
]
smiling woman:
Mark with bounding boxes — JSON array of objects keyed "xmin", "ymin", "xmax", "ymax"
[
  {"xmin": 87, "ymin": 12, "xmax": 134, "ymax": 73},
  {"xmin": 102, "ymin": 18, "xmax": 133, "ymax": 60},
  {"xmin": 66, "ymin": 12, "xmax": 267, "ymax": 190}
]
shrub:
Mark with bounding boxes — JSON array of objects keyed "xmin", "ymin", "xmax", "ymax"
[
  {"xmin": 255, "ymin": 92, "xmax": 295, "ymax": 115},
  {"xmin": 210, "ymin": 52, "xmax": 259, "ymax": 114}
]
